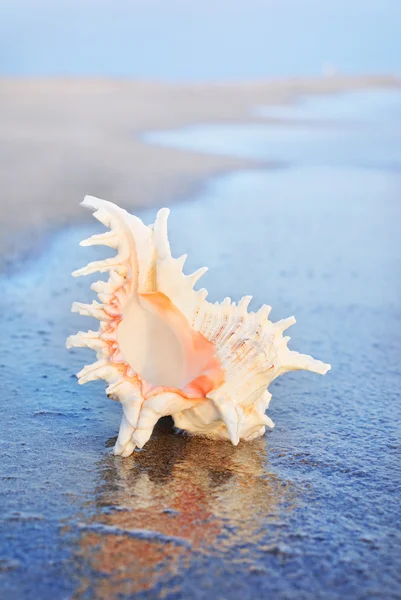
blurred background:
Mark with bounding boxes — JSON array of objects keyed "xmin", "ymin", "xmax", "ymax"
[
  {"xmin": 1, "ymin": 2, "xmax": 401, "ymax": 600},
  {"xmin": 1, "ymin": 0, "xmax": 401, "ymax": 78},
  {"xmin": 1, "ymin": 0, "xmax": 401, "ymax": 267}
]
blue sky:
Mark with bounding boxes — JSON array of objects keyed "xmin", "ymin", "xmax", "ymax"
[{"xmin": 1, "ymin": 0, "xmax": 400, "ymax": 79}]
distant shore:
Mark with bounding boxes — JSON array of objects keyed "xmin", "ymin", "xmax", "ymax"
[{"xmin": 1, "ymin": 74, "xmax": 400, "ymax": 267}]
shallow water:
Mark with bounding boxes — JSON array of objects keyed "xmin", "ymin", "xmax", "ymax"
[
  {"xmin": 1, "ymin": 90, "xmax": 401, "ymax": 599},
  {"xmin": 144, "ymin": 90, "xmax": 401, "ymax": 170}
]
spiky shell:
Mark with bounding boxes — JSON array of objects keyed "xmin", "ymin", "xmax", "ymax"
[{"xmin": 67, "ymin": 196, "xmax": 330, "ymax": 457}]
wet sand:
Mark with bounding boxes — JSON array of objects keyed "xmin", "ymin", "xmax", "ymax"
[
  {"xmin": 1, "ymin": 74, "xmax": 400, "ymax": 266},
  {"xmin": 1, "ymin": 86, "xmax": 400, "ymax": 599}
]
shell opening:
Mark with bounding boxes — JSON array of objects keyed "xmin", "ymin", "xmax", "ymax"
[{"xmin": 117, "ymin": 291, "xmax": 224, "ymax": 395}]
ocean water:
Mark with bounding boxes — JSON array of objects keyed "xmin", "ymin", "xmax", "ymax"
[
  {"xmin": 144, "ymin": 89, "xmax": 401, "ymax": 170},
  {"xmin": 1, "ymin": 0, "xmax": 401, "ymax": 79},
  {"xmin": 0, "ymin": 89, "xmax": 400, "ymax": 599}
]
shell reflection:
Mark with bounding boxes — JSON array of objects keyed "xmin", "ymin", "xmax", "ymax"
[{"xmin": 74, "ymin": 421, "xmax": 292, "ymax": 598}]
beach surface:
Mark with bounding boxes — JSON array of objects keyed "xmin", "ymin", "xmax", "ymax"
[
  {"xmin": 1, "ymin": 74, "xmax": 400, "ymax": 265},
  {"xmin": 1, "ymin": 79, "xmax": 400, "ymax": 599}
]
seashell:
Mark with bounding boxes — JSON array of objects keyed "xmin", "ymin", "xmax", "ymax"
[{"xmin": 67, "ymin": 196, "xmax": 330, "ymax": 457}]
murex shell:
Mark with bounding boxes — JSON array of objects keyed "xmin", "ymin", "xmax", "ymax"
[{"xmin": 67, "ymin": 196, "xmax": 330, "ymax": 457}]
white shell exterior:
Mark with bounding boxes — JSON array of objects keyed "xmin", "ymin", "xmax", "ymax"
[{"xmin": 67, "ymin": 196, "xmax": 330, "ymax": 457}]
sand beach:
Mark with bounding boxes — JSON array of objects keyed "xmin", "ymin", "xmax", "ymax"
[
  {"xmin": 1, "ymin": 74, "xmax": 400, "ymax": 265},
  {"xmin": 1, "ymin": 74, "xmax": 401, "ymax": 598}
]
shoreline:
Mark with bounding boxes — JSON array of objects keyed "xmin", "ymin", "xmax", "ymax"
[{"xmin": 1, "ymin": 74, "xmax": 400, "ymax": 269}]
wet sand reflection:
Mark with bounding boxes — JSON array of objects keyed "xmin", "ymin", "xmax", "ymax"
[{"xmin": 74, "ymin": 419, "xmax": 290, "ymax": 598}]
